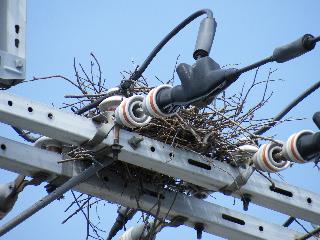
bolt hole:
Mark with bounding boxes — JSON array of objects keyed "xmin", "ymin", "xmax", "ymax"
[
  {"xmin": 103, "ymin": 176, "xmax": 109, "ymax": 182},
  {"xmin": 169, "ymin": 152, "xmax": 174, "ymax": 158},
  {"xmin": 15, "ymin": 39, "xmax": 19, "ymax": 48},
  {"xmin": 1, "ymin": 144, "xmax": 6, "ymax": 150},
  {"xmin": 7, "ymin": 100, "xmax": 13, "ymax": 106},
  {"xmin": 259, "ymin": 226, "xmax": 264, "ymax": 231},
  {"xmin": 48, "ymin": 113, "xmax": 53, "ymax": 119},
  {"xmin": 28, "ymin": 107, "xmax": 33, "ymax": 112},
  {"xmin": 15, "ymin": 25, "xmax": 20, "ymax": 34},
  {"xmin": 307, "ymin": 197, "xmax": 312, "ymax": 204},
  {"xmin": 150, "ymin": 146, "xmax": 155, "ymax": 152}
]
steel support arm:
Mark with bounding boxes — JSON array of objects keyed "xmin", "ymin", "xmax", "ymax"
[
  {"xmin": 0, "ymin": 91, "xmax": 319, "ymax": 225},
  {"xmin": 0, "ymin": 137, "xmax": 312, "ymax": 240},
  {"xmin": 0, "ymin": 0, "xmax": 26, "ymax": 87}
]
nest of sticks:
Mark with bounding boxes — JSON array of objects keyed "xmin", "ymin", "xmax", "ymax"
[
  {"xmin": 25, "ymin": 54, "xmax": 305, "ymax": 239},
  {"xmin": 31, "ymin": 55, "xmax": 289, "ymax": 191},
  {"xmin": 29, "ymin": 54, "xmax": 287, "ymax": 190}
]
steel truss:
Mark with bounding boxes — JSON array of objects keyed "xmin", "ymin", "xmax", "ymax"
[
  {"xmin": 0, "ymin": 92, "xmax": 319, "ymax": 239},
  {"xmin": 0, "ymin": 136, "xmax": 314, "ymax": 240}
]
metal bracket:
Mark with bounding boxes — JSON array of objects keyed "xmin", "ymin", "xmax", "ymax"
[
  {"xmin": 16, "ymin": 172, "xmax": 48, "ymax": 193},
  {"xmin": 0, "ymin": 0, "xmax": 26, "ymax": 87},
  {"xmin": 81, "ymin": 122, "xmax": 112, "ymax": 149},
  {"xmin": 0, "ymin": 92, "xmax": 319, "ymax": 225},
  {"xmin": 0, "ymin": 138, "xmax": 314, "ymax": 239},
  {"xmin": 219, "ymin": 166, "xmax": 254, "ymax": 195},
  {"xmin": 128, "ymin": 135, "xmax": 144, "ymax": 150}
]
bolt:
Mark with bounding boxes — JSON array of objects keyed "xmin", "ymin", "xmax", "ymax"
[
  {"xmin": 168, "ymin": 216, "xmax": 188, "ymax": 228},
  {"xmin": 15, "ymin": 59, "xmax": 23, "ymax": 69},
  {"xmin": 128, "ymin": 135, "xmax": 144, "ymax": 149},
  {"xmin": 194, "ymin": 223, "xmax": 204, "ymax": 239},
  {"xmin": 111, "ymin": 144, "xmax": 122, "ymax": 161},
  {"xmin": 241, "ymin": 194, "xmax": 251, "ymax": 211}
]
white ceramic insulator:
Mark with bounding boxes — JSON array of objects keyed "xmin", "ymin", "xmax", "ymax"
[
  {"xmin": 34, "ymin": 136, "xmax": 62, "ymax": 151},
  {"xmin": 99, "ymin": 95, "xmax": 123, "ymax": 112},
  {"xmin": 253, "ymin": 142, "xmax": 290, "ymax": 173},
  {"xmin": 119, "ymin": 227, "xmax": 134, "ymax": 240},
  {"xmin": 282, "ymin": 130, "xmax": 314, "ymax": 163},
  {"xmin": 119, "ymin": 225, "xmax": 148, "ymax": 240},
  {"xmin": 231, "ymin": 144, "xmax": 259, "ymax": 164},
  {"xmin": 115, "ymin": 95, "xmax": 152, "ymax": 129},
  {"xmin": 106, "ymin": 87, "xmax": 120, "ymax": 95},
  {"xmin": 0, "ymin": 181, "xmax": 16, "ymax": 219},
  {"xmin": 142, "ymin": 84, "xmax": 178, "ymax": 118},
  {"xmin": 238, "ymin": 145, "xmax": 259, "ymax": 154}
]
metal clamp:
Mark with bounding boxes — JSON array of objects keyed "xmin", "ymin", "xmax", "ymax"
[
  {"xmin": 81, "ymin": 123, "xmax": 111, "ymax": 149},
  {"xmin": 219, "ymin": 166, "xmax": 254, "ymax": 195}
]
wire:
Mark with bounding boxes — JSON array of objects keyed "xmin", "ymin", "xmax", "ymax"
[
  {"xmin": 282, "ymin": 216, "xmax": 295, "ymax": 227},
  {"xmin": 11, "ymin": 127, "xmax": 38, "ymax": 143},
  {"xmin": 311, "ymin": 35, "xmax": 320, "ymax": 44},
  {"xmin": 106, "ymin": 207, "xmax": 137, "ymax": 240},
  {"xmin": 75, "ymin": 9, "xmax": 213, "ymax": 115},
  {"xmin": 297, "ymin": 226, "xmax": 320, "ymax": 240},
  {"xmin": 0, "ymin": 158, "xmax": 114, "ymax": 237},
  {"xmin": 236, "ymin": 56, "xmax": 273, "ymax": 75},
  {"xmin": 237, "ymin": 33, "xmax": 320, "ymax": 76},
  {"xmin": 130, "ymin": 9, "xmax": 212, "ymax": 81},
  {"xmin": 254, "ymin": 79, "xmax": 320, "ymax": 135}
]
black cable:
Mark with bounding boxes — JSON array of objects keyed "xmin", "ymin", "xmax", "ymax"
[
  {"xmin": 75, "ymin": 9, "xmax": 213, "ymax": 115},
  {"xmin": 106, "ymin": 207, "xmax": 137, "ymax": 240},
  {"xmin": 282, "ymin": 216, "xmax": 295, "ymax": 227},
  {"xmin": 237, "ymin": 33, "xmax": 320, "ymax": 76},
  {"xmin": 236, "ymin": 56, "xmax": 273, "ymax": 75},
  {"xmin": 254, "ymin": 79, "xmax": 320, "ymax": 135},
  {"xmin": 311, "ymin": 35, "xmax": 320, "ymax": 44},
  {"xmin": 130, "ymin": 9, "xmax": 212, "ymax": 81},
  {"xmin": 11, "ymin": 127, "xmax": 37, "ymax": 143}
]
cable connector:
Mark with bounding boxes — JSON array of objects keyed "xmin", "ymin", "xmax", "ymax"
[
  {"xmin": 272, "ymin": 34, "xmax": 316, "ymax": 63},
  {"xmin": 155, "ymin": 57, "xmax": 239, "ymax": 110},
  {"xmin": 193, "ymin": 17, "xmax": 217, "ymax": 59}
]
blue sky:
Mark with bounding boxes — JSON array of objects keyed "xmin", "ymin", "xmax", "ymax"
[{"xmin": 0, "ymin": 1, "xmax": 320, "ymax": 239}]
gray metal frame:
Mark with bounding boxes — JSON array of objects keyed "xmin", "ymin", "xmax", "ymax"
[
  {"xmin": 0, "ymin": 0, "xmax": 26, "ymax": 86},
  {"xmin": 0, "ymin": 136, "xmax": 313, "ymax": 240},
  {"xmin": 0, "ymin": 91, "xmax": 319, "ymax": 226}
]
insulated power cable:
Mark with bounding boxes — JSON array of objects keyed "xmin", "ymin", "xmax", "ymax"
[
  {"xmin": 130, "ymin": 9, "xmax": 213, "ymax": 81},
  {"xmin": 75, "ymin": 9, "xmax": 214, "ymax": 115},
  {"xmin": 311, "ymin": 35, "xmax": 320, "ymax": 44},
  {"xmin": 237, "ymin": 34, "xmax": 319, "ymax": 76},
  {"xmin": 254, "ymin": 79, "xmax": 320, "ymax": 135}
]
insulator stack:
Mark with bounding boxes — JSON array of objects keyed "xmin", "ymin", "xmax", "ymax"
[
  {"xmin": 99, "ymin": 95, "xmax": 123, "ymax": 112},
  {"xmin": 115, "ymin": 95, "xmax": 152, "ymax": 129},
  {"xmin": 253, "ymin": 142, "xmax": 290, "ymax": 173},
  {"xmin": 142, "ymin": 84, "xmax": 178, "ymax": 118},
  {"xmin": 282, "ymin": 130, "xmax": 314, "ymax": 163},
  {"xmin": 119, "ymin": 224, "xmax": 150, "ymax": 240},
  {"xmin": 232, "ymin": 145, "xmax": 259, "ymax": 165},
  {"xmin": 34, "ymin": 137, "xmax": 63, "ymax": 153}
]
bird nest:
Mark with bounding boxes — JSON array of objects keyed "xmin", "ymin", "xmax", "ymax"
[
  {"xmin": 22, "ymin": 54, "xmax": 301, "ymax": 239},
  {"xmin": 29, "ymin": 54, "xmax": 286, "ymax": 197}
]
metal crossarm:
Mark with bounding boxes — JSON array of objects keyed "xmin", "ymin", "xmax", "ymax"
[
  {"xmin": 0, "ymin": 136, "xmax": 314, "ymax": 240},
  {"xmin": 0, "ymin": 91, "xmax": 319, "ymax": 225},
  {"xmin": 0, "ymin": 0, "xmax": 26, "ymax": 87}
]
